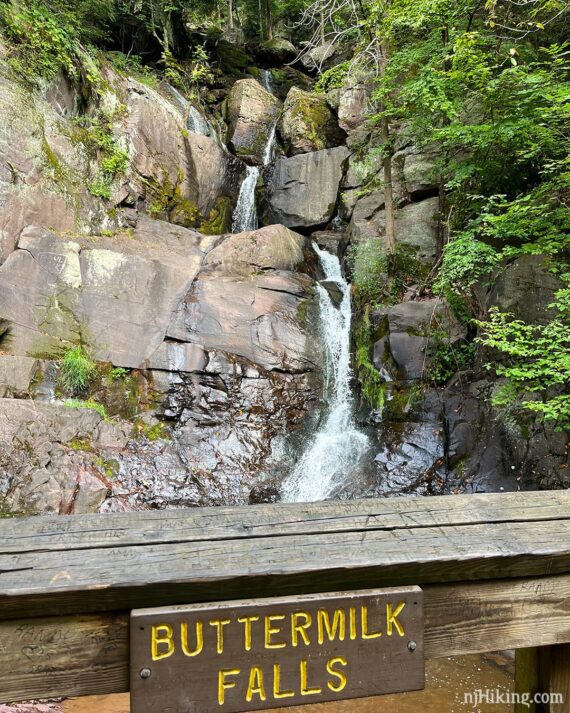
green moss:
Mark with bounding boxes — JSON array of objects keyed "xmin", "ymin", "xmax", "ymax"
[
  {"xmin": 94, "ymin": 455, "xmax": 120, "ymax": 479},
  {"xmin": 64, "ymin": 398, "xmax": 109, "ymax": 420},
  {"xmin": 354, "ymin": 305, "xmax": 387, "ymax": 411},
  {"xmin": 68, "ymin": 437, "xmax": 93, "ymax": 452},
  {"xmin": 199, "ymin": 196, "xmax": 232, "ymax": 235},
  {"xmin": 132, "ymin": 418, "xmax": 171, "ymax": 442},
  {"xmin": 42, "ymin": 136, "xmax": 66, "ymax": 185},
  {"xmin": 216, "ymin": 40, "xmax": 250, "ymax": 76},
  {"xmin": 296, "ymin": 299, "xmax": 308, "ymax": 328}
]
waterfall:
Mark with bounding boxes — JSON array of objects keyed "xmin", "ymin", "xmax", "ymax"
[
  {"xmin": 231, "ymin": 114, "xmax": 277, "ymax": 232},
  {"xmin": 260, "ymin": 69, "xmax": 274, "ymax": 94},
  {"xmin": 187, "ymin": 105, "xmax": 211, "ymax": 136},
  {"xmin": 282, "ymin": 245, "xmax": 369, "ymax": 502},
  {"xmin": 232, "ymin": 165, "xmax": 260, "ymax": 232},
  {"xmin": 164, "ymin": 84, "xmax": 214, "ymax": 138}
]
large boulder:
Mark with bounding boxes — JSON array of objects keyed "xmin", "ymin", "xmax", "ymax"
[
  {"xmin": 350, "ymin": 196, "xmax": 440, "ymax": 266},
  {"xmin": 0, "ymin": 219, "xmax": 216, "ymax": 367},
  {"xmin": 372, "ymin": 298, "xmax": 466, "ymax": 382},
  {"xmin": 278, "ymin": 87, "xmax": 345, "ymax": 155},
  {"xmin": 255, "ymin": 38, "xmax": 298, "ymax": 65},
  {"xmin": 167, "ymin": 224, "xmax": 319, "ymax": 373},
  {"xmin": 226, "ymin": 78, "xmax": 280, "ymax": 165},
  {"xmin": 124, "ymin": 80, "xmax": 246, "ymax": 232},
  {"xmin": 266, "ymin": 147, "xmax": 350, "ymax": 229}
]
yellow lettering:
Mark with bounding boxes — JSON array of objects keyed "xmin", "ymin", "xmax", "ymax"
[
  {"xmin": 361, "ymin": 605, "xmax": 382, "ymax": 639},
  {"xmin": 151, "ymin": 624, "xmax": 174, "ymax": 661},
  {"xmin": 238, "ymin": 615, "xmax": 259, "ymax": 652},
  {"xmin": 326, "ymin": 656, "xmax": 348, "ymax": 693},
  {"xmin": 349, "ymin": 607, "xmax": 357, "ymax": 640},
  {"xmin": 246, "ymin": 666, "xmax": 266, "ymax": 702},
  {"xmin": 317, "ymin": 608, "xmax": 345, "ymax": 644},
  {"xmin": 265, "ymin": 614, "xmax": 286, "ymax": 649},
  {"xmin": 386, "ymin": 602, "xmax": 406, "ymax": 636},
  {"xmin": 273, "ymin": 663, "xmax": 295, "ymax": 699},
  {"xmin": 300, "ymin": 660, "xmax": 321, "ymax": 695},
  {"xmin": 218, "ymin": 668, "xmax": 240, "ymax": 705},
  {"xmin": 181, "ymin": 621, "xmax": 203, "ymax": 657},
  {"xmin": 210, "ymin": 619, "xmax": 231, "ymax": 654},
  {"xmin": 291, "ymin": 611, "xmax": 312, "ymax": 647}
]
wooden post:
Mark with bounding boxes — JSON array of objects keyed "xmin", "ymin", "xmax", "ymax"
[{"xmin": 516, "ymin": 646, "xmax": 570, "ymax": 713}]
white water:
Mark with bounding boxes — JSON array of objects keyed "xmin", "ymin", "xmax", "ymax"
[
  {"xmin": 282, "ymin": 245, "xmax": 369, "ymax": 502},
  {"xmin": 231, "ymin": 84, "xmax": 278, "ymax": 232},
  {"xmin": 232, "ymin": 165, "xmax": 260, "ymax": 232},
  {"xmin": 260, "ymin": 69, "xmax": 274, "ymax": 94},
  {"xmin": 188, "ymin": 105, "xmax": 211, "ymax": 135}
]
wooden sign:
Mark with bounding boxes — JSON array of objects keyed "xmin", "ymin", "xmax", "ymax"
[{"xmin": 130, "ymin": 587, "xmax": 424, "ymax": 713}]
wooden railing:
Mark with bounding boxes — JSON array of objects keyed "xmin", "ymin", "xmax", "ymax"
[{"xmin": 1, "ymin": 491, "xmax": 570, "ymax": 711}]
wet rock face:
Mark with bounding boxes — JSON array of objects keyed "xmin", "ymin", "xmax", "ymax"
[
  {"xmin": 278, "ymin": 87, "xmax": 345, "ymax": 156},
  {"xmin": 372, "ymin": 299, "xmax": 467, "ymax": 382},
  {"xmin": 226, "ymin": 78, "xmax": 280, "ymax": 165},
  {"xmin": 0, "ymin": 221, "xmax": 322, "ymax": 513},
  {"xmin": 0, "ymin": 399, "xmax": 129, "ymax": 515},
  {"xmin": 266, "ymin": 147, "xmax": 350, "ymax": 229}
]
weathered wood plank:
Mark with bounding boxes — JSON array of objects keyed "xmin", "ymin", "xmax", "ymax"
[
  {"xmin": 425, "ymin": 575, "xmax": 570, "ymax": 658},
  {"xmin": 2, "ymin": 519, "xmax": 570, "ymax": 618},
  {"xmin": 2, "ymin": 574, "xmax": 569, "ymax": 703},
  {"xmin": 1, "ymin": 491, "xmax": 568, "ymax": 554}
]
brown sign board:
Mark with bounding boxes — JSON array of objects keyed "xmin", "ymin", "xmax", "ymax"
[{"xmin": 130, "ymin": 587, "xmax": 424, "ymax": 713}]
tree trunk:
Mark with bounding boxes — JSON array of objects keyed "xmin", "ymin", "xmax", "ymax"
[
  {"xmin": 379, "ymin": 44, "xmax": 396, "ymax": 258},
  {"xmin": 262, "ymin": 0, "xmax": 273, "ymax": 40},
  {"xmin": 228, "ymin": 0, "xmax": 234, "ymax": 29}
]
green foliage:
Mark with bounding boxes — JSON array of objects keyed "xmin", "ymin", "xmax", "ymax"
[
  {"xmin": 105, "ymin": 51, "xmax": 158, "ymax": 87},
  {"xmin": 70, "ymin": 113, "xmax": 129, "ymax": 199},
  {"xmin": 427, "ymin": 332, "xmax": 475, "ymax": 385},
  {"xmin": 110, "ymin": 367, "xmax": 130, "ymax": 380},
  {"xmin": 0, "ymin": 0, "xmax": 111, "ymax": 85},
  {"xmin": 64, "ymin": 398, "xmax": 109, "ymax": 420},
  {"xmin": 59, "ymin": 346, "xmax": 97, "ymax": 395},
  {"xmin": 354, "ymin": 305, "xmax": 387, "ymax": 411},
  {"xmin": 347, "ymin": 237, "xmax": 387, "ymax": 307},
  {"xmin": 476, "ymin": 289, "xmax": 570, "ymax": 429},
  {"xmin": 315, "ymin": 61, "xmax": 350, "ymax": 93},
  {"xmin": 87, "ymin": 177, "xmax": 112, "ymax": 199}
]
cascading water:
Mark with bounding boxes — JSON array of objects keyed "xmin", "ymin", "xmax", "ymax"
[
  {"xmin": 282, "ymin": 245, "xmax": 369, "ymax": 502},
  {"xmin": 187, "ymin": 105, "xmax": 211, "ymax": 135},
  {"xmin": 232, "ymin": 165, "xmax": 260, "ymax": 232},
  {"xmin": 231, "ymin": 78, "xmax": 278, "ymax": 232},
  {"xmin": 260, "ymin": 69, "xmax": 274, "ymax": 94},
  {"xmin": 164, "ymin": 84, "xmax": 215, "ymax": 139}
]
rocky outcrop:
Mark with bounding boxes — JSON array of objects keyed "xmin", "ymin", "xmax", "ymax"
[
  {"xmin": 372, "ymin": 299, "xmax": 466, "ymax": 381},
  {"xmin": 266, "ymin": 147, "xmax": 349, "ymax": 229},
  {"xmin": 0, "ymin": 219, "xmax": 215, "ymax": 366},
  {"xmin": 0, "ymin": 399, "xmax": 129, "ymax": 515},
  {"xmin": 0, "ymin": 219, "xmax": 323, "ymax": 513},
  {"xmin": 226, "ymin": 78, "xmax": 280, "ymax": 164},
  {"xmin": 278, "ymin": 87, "xmax": 345, "ymax": 155},
  {"xmin": 350, "ymin": 197, "xmax": 440, "ymax": 267}
]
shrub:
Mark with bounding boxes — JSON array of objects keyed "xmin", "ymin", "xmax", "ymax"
[{"xmin": 59, "ymin": 346, "xmax": 96, "ymax": 395}]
